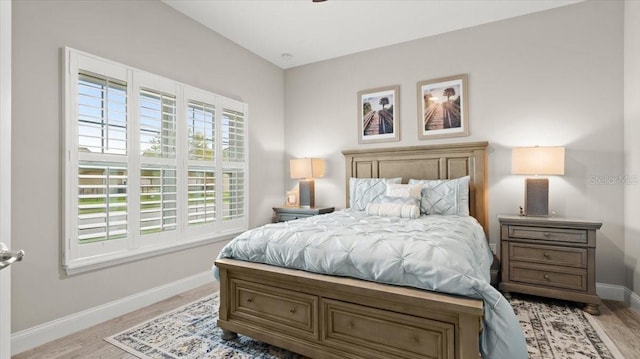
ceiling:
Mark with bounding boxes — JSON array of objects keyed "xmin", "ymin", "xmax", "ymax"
[{"xmin": 163, "ymin": 0, "xmax": 582, "ymax": 69}]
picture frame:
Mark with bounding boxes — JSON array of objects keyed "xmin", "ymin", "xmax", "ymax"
[
  {"xmin": 285, "ymin": 190, "xmax": 299, "ymax": 207},
  {"xmin": 417, "ymin": 74, "xmax": 468, "ymax": 140},
  {"xmin": 357, "ymin": 85, "xmax": 400, "ymax": 144}
]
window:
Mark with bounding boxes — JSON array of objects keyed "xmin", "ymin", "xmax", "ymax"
[
  {"xmin": 77, "ymin": 73, "xmax": 127, "ymax": 155},
  {"xmin": 140, "ymin": 88, "xmax": 176, "ymax": 159},
  {"xmin": 137, "ymin": 82, "xmax": 178, "ymax": 247},
  {"xmin": 140, "ymin": 167, "xmax": 177, "ymax": 234},
  {"xmin": 186, "ymin": 98, "xmax": 216, "ymax": 227},
  {"xmin": 64, "ymin": 48, "xmax": 248, "ymax": 273},
  {"xmin": 187, "ymin": 168, "xmax": 215, "ymax": 225},
  {"xmin": 221, "ymin": 108, "xmax": 246, "ymax": 221},
  {"xmin": 77, "ymin": 163, "xmax": 127, "ymax": 243}
]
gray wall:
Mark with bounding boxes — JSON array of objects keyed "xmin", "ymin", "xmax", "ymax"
[
  {"xmin": 11, "ymin": 0, "xmax": 285, "ymax": 331},
  {"xmin": 625, "ymin": 0, "xmax": 640, "ymax": 300},
  {"xmin": 285, "ymin": 1, "xmax": 626, "ymax": 287}
]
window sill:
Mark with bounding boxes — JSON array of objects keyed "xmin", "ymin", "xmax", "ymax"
[{"xmin": 63, "ymin": 231, "xmax": 240, "ymax": 276}]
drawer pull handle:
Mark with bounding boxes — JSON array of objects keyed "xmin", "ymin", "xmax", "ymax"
[
  {"xmin": 346, "ymin": 321, "xmax": 354, "ymax": 329},
  {"xmin": 543, "ymin": 232, "xmax": 550, "ymax": 236},
  {"xmin": 289, "ymin": 307, "xmax": 296, "ymax": 314},
  {"xmin": 544, "ymin": 274, "xmax": 550, "ymax": 280},
  {"xmin": 543, "ymin": 252, "xmax": 551, "ymax": 258},
  {"xmin": 247, "ymin": 297, "xmax": 254, "ymax": 303}
]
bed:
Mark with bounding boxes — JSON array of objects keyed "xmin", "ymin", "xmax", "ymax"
[{"xmin": 214, "ymin": 141, "xmax": 526, "ymax": 359}]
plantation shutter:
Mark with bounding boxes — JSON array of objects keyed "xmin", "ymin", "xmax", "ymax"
[
  {"xmin": 140, "ymin": 167, "xmax": 177, "ymax": 234},
  {"xmin": 187, "ymin": 168, "xmax": 216, "ymax": 225},
  {"xmin": 77, "ymin": 163, "xmax": 128, "ymax": 243},
  {"xmin": 187, "ymin": 101, "xmax": 215, "ymax": 161},
  {"xmin": 78, "ymin": 73, "xmax": 127, "ymax": 155},
  {"xmin": 140, "ymin": 89, "xmax": 176, "ymax": 158},
  {"xmin": 222, "ymin": 108, "xmax": 246, "ymax": 221},
  {"xmin": 187, "ymin": 99, "xmax": 216, "ymax": 226},
  {"xmin": 139, "ymin": 88, "xmax": 177, "ymax": 236},
  {"xmin": 76, "ymin": 72, "xmax": 128, "ymax": 244}
]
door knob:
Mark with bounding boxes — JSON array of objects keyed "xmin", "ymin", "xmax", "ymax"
[{"xmin": 0, "ymin": 242, "xmax": 24, "ymax": 270}]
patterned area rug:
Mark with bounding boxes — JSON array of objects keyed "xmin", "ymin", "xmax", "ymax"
[
  {"xmin": 510, "ymin": 294, "xmax": 624, "ymax": 359},
  {"xmin": 106, "ymin": 293, "xmax": 624, "ymax": 359}
]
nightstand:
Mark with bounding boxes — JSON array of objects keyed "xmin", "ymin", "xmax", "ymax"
[
  {"xmin": 272, "ymin": 206, "xmax": 335, "ymax": 222},
  {"xmin": 498, "ymin": 215, "xmax": 603, "ymax": 315}
]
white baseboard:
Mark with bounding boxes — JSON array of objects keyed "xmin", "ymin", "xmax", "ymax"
[
  {"xmin": 11, "ymin": 270, "xmax": 215, "ymax": 355},
  {"xmin": 596, "ymin": 282, "xmax": 626, "ymax": 301},
  {"xmin": 596, "ymin": 282, "xmax": 640, "ymax": 313},
  {"xmin": 626, "ymin": 287, "xmax": 640, "ymax": 313}
]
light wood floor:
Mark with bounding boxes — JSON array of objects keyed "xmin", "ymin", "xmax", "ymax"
[
  {"xmin": 13, "ymin": 283, "xmax": 220, "ymax": 359},
  {"xmin": 12, "ymin": 284, "xmax": 640, "ymax": 359}
]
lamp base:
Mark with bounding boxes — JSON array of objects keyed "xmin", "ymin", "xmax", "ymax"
[
  {"xmin": 524, "ymin": 178, "xmax": 549, "ymax": 216},
  {"xmin": 299, "ymin": 179, "xmax": 315, "ymax": 208}
]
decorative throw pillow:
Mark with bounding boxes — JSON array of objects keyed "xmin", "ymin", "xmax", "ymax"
[
  {"xmin": 385, "ymin": 183, "xmax": 422, "ymax": 200},
  {"xmin": 349, "ymin": 177, "xmax": 401, "ymax": 211},
  {"xmin": 365, "ymin": 202, "xmax": 420, "ymax": 219},
  {"xmin": 376, "ymin": 195, "xmax": 420, "ymax": 207},
  {"xmin": 408, "ymin": 176, "xmax": 470, "ymax": 216}
]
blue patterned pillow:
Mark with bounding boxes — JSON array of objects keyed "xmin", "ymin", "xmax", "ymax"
[
  {"xmin": 408, "ymin": 176, "xmax": 470, "ymax": 216},
  {"xmin": 349, "ymin": 177, "xmax": 401, "ymax": 211}
]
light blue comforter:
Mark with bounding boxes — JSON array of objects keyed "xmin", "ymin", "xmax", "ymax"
[{"xmin": 215, "ymin": 209, "xmax": 527, "ymax": 358}]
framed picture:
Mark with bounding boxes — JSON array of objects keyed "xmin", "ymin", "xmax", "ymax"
[
  {"xmin": 357, "ymin": 85, "xmax": 400, "ymax": 144},
  {"xmin": 417, "ymin": 74, "xmax": 468, "ymax": 140},
  {"xmin": 285, "ymin": 190, "xmax": 299, "ymax": 207}
]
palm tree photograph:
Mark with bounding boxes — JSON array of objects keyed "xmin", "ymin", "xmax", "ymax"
[
  {"xmin": 417, "ymin": 74, "xmax": 469, "ymax": 140},
  {"xmin": 357, "ymin": 85, "xmax": 400, "ymax": 143}
]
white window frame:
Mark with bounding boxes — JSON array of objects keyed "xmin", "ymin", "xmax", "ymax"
[{"xmin": 63, "ymin": 47, "xmax": 249, "ymax": 274}]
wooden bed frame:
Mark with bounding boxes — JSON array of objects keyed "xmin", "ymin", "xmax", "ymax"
[{"xmin": 215, "ymin": 141, "xmax": 489, "ymax": 359}]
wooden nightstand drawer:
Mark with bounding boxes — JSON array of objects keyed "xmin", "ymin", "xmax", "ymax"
[
  {"xmin": 231, "ymin": 279, "xmax": 318, "ymax": 339},
  {"xmin": 509, "ymin": 242, "xmax": 587, "ymax": 268},
  {"xmin": 508, "ymin": 225, "xmax": 587, "ymax": 244},
  {"xmin": 322, "ymin": 299, "xmax": 454, "ymax": 359},
  {"xmin": 278, "ymin": 213, "xmax": 311, "ymax": 222},
  {"xmin": 273, "ymin": 206, "xmax": 335, "ymax": 222},
  {"xmin": 510, "ymin": 262, "xmax": 587, "ymax": 291}
]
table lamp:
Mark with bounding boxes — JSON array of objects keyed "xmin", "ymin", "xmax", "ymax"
[
  {"xmin": 511, "ymin": 146, "xmax": 565, "ymax": 216},
  {"xmin": 290, "ymin": 158, "xmax": 325, "ymax": 208}
]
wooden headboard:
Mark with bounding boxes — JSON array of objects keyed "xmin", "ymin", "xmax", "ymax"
[{"xmin": 342, "ymin": 141, "xmax": 489, "ymax": 235}]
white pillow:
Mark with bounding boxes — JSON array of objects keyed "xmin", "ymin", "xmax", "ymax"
[
  {"xmin": 385, "ymin": 183, "xmax": 422, "ymax": 200},
  {"xmin": 408, "ymin": 176, "xmax": 470, "ymax": 216},
  {"xmin": 349, "ymin": 177, "xmax": 401, "ymax": 211},
  {"xmin": 376, "ymin": 195, "xmax": 420, "ymax": 207},
  {"xmin": 365, "ymin": 202, "xmax": 420, "ymax": 219}
]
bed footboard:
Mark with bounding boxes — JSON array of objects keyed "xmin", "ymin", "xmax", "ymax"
[{"xmin": 216, "ymin": 258, "xmax": 483, "ymax": 359}]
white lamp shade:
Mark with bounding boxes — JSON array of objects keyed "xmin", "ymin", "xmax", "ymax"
[
  {"xmin": 290, "ymin": 158, "xmax": 325, "ymax": 179},
  {"xmin": 512, "ymin": 146, "xmax": 565, "ymax": 175}
]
